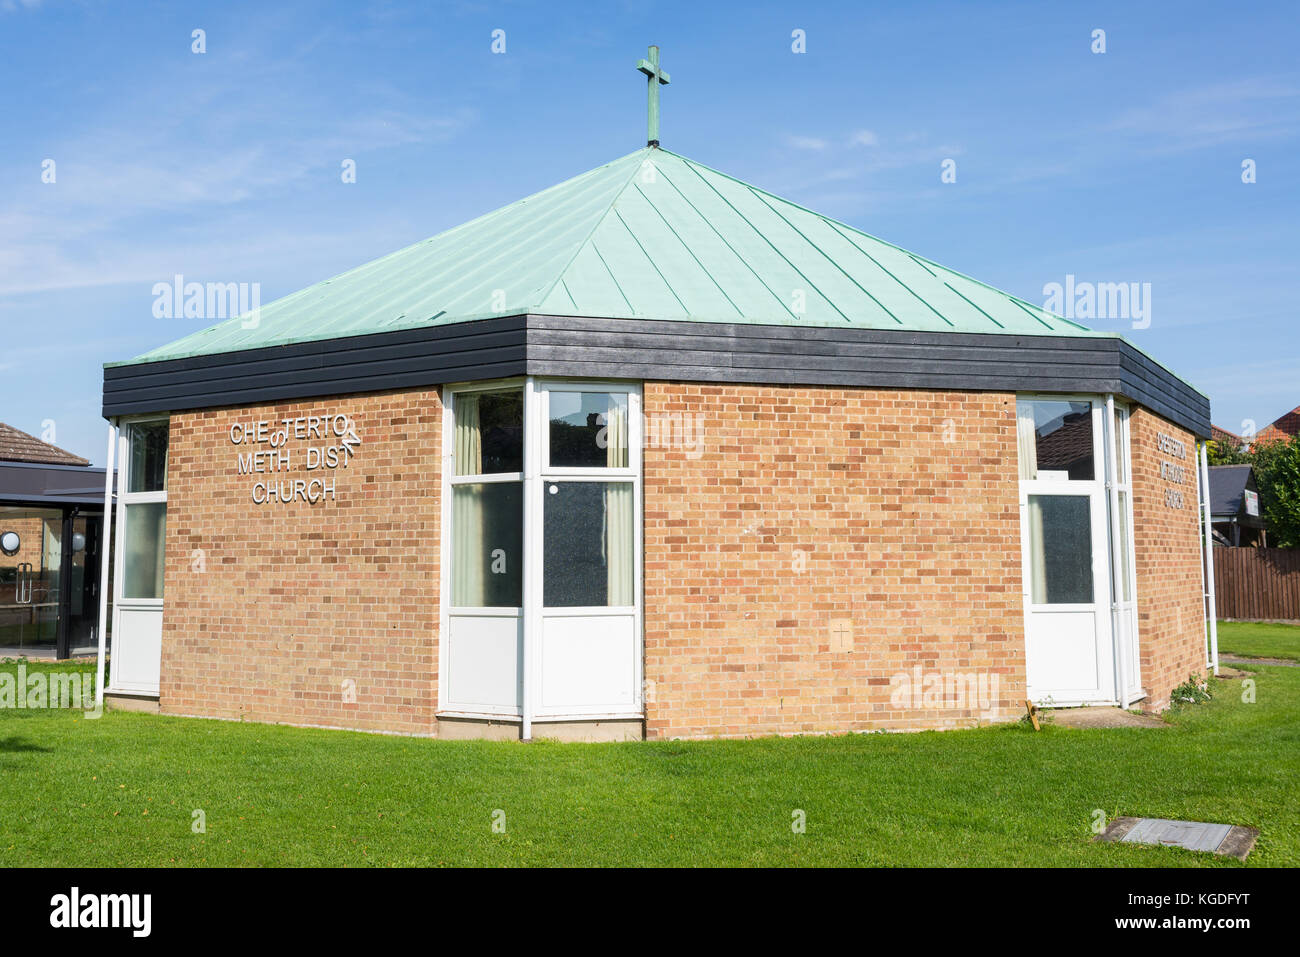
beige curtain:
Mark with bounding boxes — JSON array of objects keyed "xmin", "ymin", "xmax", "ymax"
[
  {"xmin": 454, "ymin": 394, "xmax": 482, "ymax": 476},
  {"xmin": 1021, "ymin": 398, "xmax": 1044, "ymax": 602},
  {"xmin": 452, "ymin": 395, "xmax": 484, "ymax": 606},
  {"xmin": 154, "ymin": 511, "xmax": 166, "ymax": 598},
  {"xmin": 603, "ymin": 396, "xmax": 634, "ymax": 606},
  {"xmin": 1016, "ymin": 401, "xmax": 1038, "ymax": 481},
  {"xmin": 1026, "ymin": 496, "xmax": 1047, "ymax": 604}
]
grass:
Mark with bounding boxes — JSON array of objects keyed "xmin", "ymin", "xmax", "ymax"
[
  {"xmin": 1217, "ymin": 619, "xmax": 1300, "ymax": 662},
  {"xmin": 1, "ymin": 657, "xmax": 1297, "ymax": 867}
]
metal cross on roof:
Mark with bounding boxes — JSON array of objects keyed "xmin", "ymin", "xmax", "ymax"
[{"xmin": 636, "ymin": 45, "xmax": 670, "ymax": 147}]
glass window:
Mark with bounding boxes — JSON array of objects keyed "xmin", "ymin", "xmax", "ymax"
[
  {"xmin": 1116, "ymin": 490, "xmax": 1132, "ymax": 602},
  {"xmin": 1017, "ymin": 400, "xmax": 1093, "ymax": 481},
  {"xmin": 128, "ymin": 421, "xmax": 169, "ymax": 492},
  {"xmin": 451, "ymin": 482, "xmax": 523, "ymax": 607},
  {"xmin": 1026, "ymin": 494, "xmax": 1094, "ymax": 605},
  {"xmin": 543, "ymin": 481, "xmax": 634, "ymax": 607},
  {"xmin": 454, "ymin": 389, "xmax": 523, "ymax": 476},
  {"xmin": 122, "ymin": 503, "xmax": 166, "ymax": 599},
  {"xmin": 548, "ymin": 392, "xmax": 629, "ymax": 468},
  {"xmin": 1113, "ymin": 408, "xmax": 1128, "ymax": 484}
]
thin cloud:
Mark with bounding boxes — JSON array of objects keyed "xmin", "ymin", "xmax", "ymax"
[
  {"xmin": 785, "ymin": 135, "xmax": 830, "ymax": 151},
  {"xmin": 1107, "ymin": 77, "xmax": 1300, "ymax": 152}
]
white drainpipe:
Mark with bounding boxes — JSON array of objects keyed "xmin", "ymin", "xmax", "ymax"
[
  {"xmin": 94, "ymin": 419, "xmax": 117, "ymax": 711},
  {"xmin": 1199, "ymin": 443, "xmax": 1219, "ymax": 676},
  {"xmin": 1105, "ymin": 396, "xmax": 1130, "ymax": 708},
  {"xmin": 1194, "ymin": 441, "xmax": 1209, "ymax": 669}
]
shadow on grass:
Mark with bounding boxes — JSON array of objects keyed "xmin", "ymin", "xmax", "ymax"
[{"xmin": 0, "ymin": 736, "xmax": 53, "ymax": 754}]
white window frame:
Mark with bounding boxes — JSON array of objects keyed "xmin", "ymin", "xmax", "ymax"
[
  {"xmin": 438, "ymin": 379, "xmax": 526, "ymax": 719},
  {"xmin": 114, "ymin": 416, "xmax": 170, "ymax": 608},
  {"xmin": 443, "ymin": 378, "xmax": 526, "ymax": 617},
  {"xmin": 108, "ymin": 414, "xmax": 169, "ymax": 697},
  {"xmin": 438, "ymin": 376, "xmax": 643, "ymax": 730},
  {"xmin": 1105, "ymin": 399, "xmax": 1144, "ymax": 703},
  {"xmin": 1017, "ymin": 394, "xmax": 1110, "ymax": 614}
]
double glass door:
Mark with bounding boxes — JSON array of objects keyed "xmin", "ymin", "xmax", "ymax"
[{"xmin": 0, "ymin": 507, "xmax": 63, "ymax": 650}]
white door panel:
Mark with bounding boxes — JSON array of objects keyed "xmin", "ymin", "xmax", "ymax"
[
  {"xmin": 1025, "ymin": 609, "xmax": 1103, "ymax": 699},
  {"xmin": 537, "ymin": 614, "xmax": 637, "ymax": 714},
  {"xmin": 444, "ymin": 613, "xmax": 521, "ymax": 714},
  {"xmin": 111, "ymin": 607, "xmax": 162, "ymax": 694}
]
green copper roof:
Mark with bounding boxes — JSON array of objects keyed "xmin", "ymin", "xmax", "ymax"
[{"xmin": 118, "ymin": 146, "xmax": 1103, "ymax": 367}]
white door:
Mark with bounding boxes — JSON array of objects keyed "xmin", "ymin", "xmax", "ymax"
[
  {"xmin": 532, "ymin": 382, "xmax": 642, "ymax": 719},
  {"xmin": 1018, "ymin": 398, "xmax": 1116, "ymax": 705}
]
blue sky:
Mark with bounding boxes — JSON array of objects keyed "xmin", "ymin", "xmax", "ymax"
[{"xmin": 1, "ymin": 0, "xmax": 1296, "ymax": 462}]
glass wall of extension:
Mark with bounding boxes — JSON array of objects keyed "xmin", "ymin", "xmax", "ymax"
[
  {"xmin": 1017, "ymin": 395, "xmax": 1141, "ymax": 707},
  {"xmin": 0, "ymin": 507, "xmax": 104, "ymax": 655},
  {"xmin": 0, "ymin": 422, "xmax": 110, "ymax": 660}
]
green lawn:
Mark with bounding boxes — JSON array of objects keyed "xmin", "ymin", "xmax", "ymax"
[
  {"xmin": 1, "ymin": 657, "xmax": 1297, "ymax": 867},
  {"xmin": 1217, "ymin": 619, "xmax": 1300, "ymax": 662}
]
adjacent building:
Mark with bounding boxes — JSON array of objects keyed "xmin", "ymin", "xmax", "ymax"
[
  {"xmin": 1208, "ymin": 464, "xmax": 1267, "ymax": 547},
  {"xmin": 0, "ymin": 423, "xmax": 108, "ymax": 658}
]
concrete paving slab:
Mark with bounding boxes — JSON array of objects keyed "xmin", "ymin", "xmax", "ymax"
[
  {"xmin": 1046, "ymin": 707, "xmax": 1166, "ymax": 728},
  {"xmin": 1124, "ymin": 818, "xmax": 1233, "ymax": 852},
  {"xmin": 1221, "ymin": 655, "xmax": 1298, "ymax": 668},
  {"xmin": 1097, "ymin": 816, "xmax": 1259, "ymax": 860}
]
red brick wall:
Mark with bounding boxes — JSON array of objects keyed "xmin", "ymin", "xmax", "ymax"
[
  {"xmin": 1129, "ymin": 408, "xmax": 1207, "ymax": 710},
  {"xmin": 158, "ymin": 390, "xmax": 442, "ymax": 734},
  {"xmin": 152, "ymin": 379, "xmax": 1205, "ymax": 739},
  {"xmin": 1, "ymin": 514, "xmax": 49, "ymax": 572},
  {"xmin": 641, "ymin": 383, "xmax": 1027, "ymax": 739}
]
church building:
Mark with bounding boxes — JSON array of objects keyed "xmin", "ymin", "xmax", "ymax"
[{"xmin": 96, "ymin": 49, "xmax": 1212, "ymax": 739}]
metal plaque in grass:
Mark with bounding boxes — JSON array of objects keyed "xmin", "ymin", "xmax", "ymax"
[{"xmin": 1096, "ymin": 817, "xmax": 1259, "ymax": 860}]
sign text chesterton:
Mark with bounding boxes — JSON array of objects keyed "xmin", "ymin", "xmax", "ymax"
[
  {"xmin": 1155, "ymin": 430, "xmax": 1187, "ymax": 509},
  {"xmin": 229, "ymin": 413, "xmax": 361, "ymax": 505}
]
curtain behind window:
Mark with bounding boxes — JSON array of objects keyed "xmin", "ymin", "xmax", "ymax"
[
  {"xmin": 604, "ymin": 398, "xmax": 633, "ymax": 606},
  {"xmin": 1016, "ymin": 402, "xmax": 1038, "ymax": 481},
  {"xmin": 452, "ymin": 395, "xmax": 484, "ymax": 605}
]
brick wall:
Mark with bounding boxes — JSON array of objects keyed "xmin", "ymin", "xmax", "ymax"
[
  {"xmin": 159, "ymin": 390, "xmax": 442, "ymax": 734},
  {"xmin": 1129, "ymin": 408, "xmax": 1207, "ymax": 710},
  {"xmin": 641, "ymin": 383, "xmax": 1027, "ymax": 739},
  {"xmin": 152, "ymin": 379, "xmax": 1206, "ymax": 739},
  {"xmin": 1, "ymin": 514, "xmax": 50, "ymax": 572}
]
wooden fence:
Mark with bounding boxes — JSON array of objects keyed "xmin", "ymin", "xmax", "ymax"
[{"xmin": 1213, "ymin": 547, "xmax": 1300, "ymax": 621}]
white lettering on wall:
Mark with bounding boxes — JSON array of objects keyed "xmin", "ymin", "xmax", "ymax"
[
  {"xmin": 231, "ymin": 413, "xmax": 361, "ymax": 505},
  {"xmin": 1155, "ymin": 431, "xmax": 1187, "ymax": 509}
]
